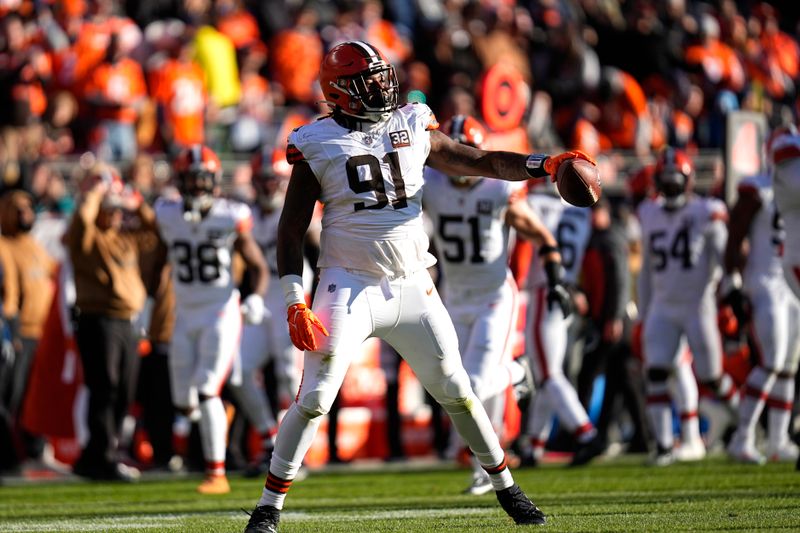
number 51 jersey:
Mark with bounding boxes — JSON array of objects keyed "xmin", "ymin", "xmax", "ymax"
[
  {"xmin": 287, "ymin": 103, "xmax": 439, "ymax": 279},
  {"xmin": 155, "ymin": 197, "xmax": 253, "ymax": 308}
]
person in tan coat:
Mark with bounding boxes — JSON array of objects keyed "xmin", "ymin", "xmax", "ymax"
[{"xmin": 65, "ymin": 166, "xmax": 156, "ymax": 482}]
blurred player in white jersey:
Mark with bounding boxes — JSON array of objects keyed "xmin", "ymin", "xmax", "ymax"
[
  {"xmin": 244, "ymin": 41, "xmax": 598, "ymax": 533},
  {"xmin": 637, "ymin": 147, "xmax": 735, "ymax": 465},
  {"xmin": 723, "ymin": 170, "xmax": 800, "ymax": 464},
  {"xmin": 423, "ymin": 115, "xmax": 567, "ymax": 494},
  {"xmin": 765, "ymin": 125, "xmax": 800, "ymax": 470},
  {"xmin": 155, "ymin": 145, "xmax": 268, "ymax": 494},
  {"xmin": 523, "ymin": 182, "xmax": 601, "ymax": 466}
]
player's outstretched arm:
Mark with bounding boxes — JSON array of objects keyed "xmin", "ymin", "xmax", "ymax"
[{"xmin": 426, "ymin": 129, "xmax": 595, "ymax": 182}]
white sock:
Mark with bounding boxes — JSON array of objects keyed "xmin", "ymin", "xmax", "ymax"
[
  {"xmin": 199, "ymin": 397, "xmax": 227, "ymax": 476},
  {"xmin": 767, "ymin": 375, "xmax": 794, "ymax": 451}
]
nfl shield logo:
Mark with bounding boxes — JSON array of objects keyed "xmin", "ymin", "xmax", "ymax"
[{"xmin": 328, "ymin": 284, "xmax": 336, "ymax": 293}]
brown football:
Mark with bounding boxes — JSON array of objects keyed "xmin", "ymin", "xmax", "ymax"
[{"xmin": 556, "ymin": 158, "xmax": 602, "ymax": 207}]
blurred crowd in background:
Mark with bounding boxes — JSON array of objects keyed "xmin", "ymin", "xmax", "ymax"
[{"xmin": 1, "ymin": 0, "xmax": 800, "ymax": 478}]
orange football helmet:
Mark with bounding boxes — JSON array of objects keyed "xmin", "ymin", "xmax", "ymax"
[
  {"xmin": 319, "ymin": 40, "xmax": 399, "ymax": 122},
  {"xmin": 443, "ymin": 115, "xmax": 487, "ymax": 149},
  {"xmin": 441, "ymin": 115, "xmax": 487, "ymax": 185}
]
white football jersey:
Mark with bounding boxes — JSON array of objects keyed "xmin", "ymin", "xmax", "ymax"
[
  {"xmin": 155, "ymin": 197, "xmax": 252, "ymax": 307},
  {"xmin": 772, "ymin": 136, "xmax": 800, "ymax": 264},
  {"xmin": 423, "ymin": 170, "xmax": 523, "ymax": 291},
  {"xmin": 637, "ymin": 195, "xmax": 727, "ymax": 306},
  {"xmin": 288, "ymin": 103, "xmax": 437, "ymax": 279},
  {"xmin": 526, "ymin": 193, "xmax": 592, "ymax": 287},
  {"xmin": 737, "ymin": 174, "xmax": 784, "ymax": 289}
]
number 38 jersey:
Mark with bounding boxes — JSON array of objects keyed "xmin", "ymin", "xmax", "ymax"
[
  {"xmin": 287, "ymin": 103, "xmax": 438, "ymax": 279},
  {"xmin": 637, "ymin": 195, "xmax": 727, "ymax": 306},
  {"xmin": 155, "ymin": 197, "xmax": 252, "ymax": 307},
  {"xmin": 423, "ymin": 170, "xmax": 522, "ymax": 291}
]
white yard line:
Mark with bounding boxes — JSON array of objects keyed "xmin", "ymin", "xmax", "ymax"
[{"xmin": 1, "ymin": 507, "xmax": 491, "ymax": 531}]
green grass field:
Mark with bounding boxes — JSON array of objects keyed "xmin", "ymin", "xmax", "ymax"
[{"xmin": 1, "ymin": 456, "xmax": 799, "ymax": 532}]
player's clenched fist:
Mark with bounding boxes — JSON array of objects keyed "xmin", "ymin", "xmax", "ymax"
[
  {"xmin": 542, "ymin": 150, "xmax": 596, "ymax": 180},
  {"xmin": 287, "ymin": 303, "xmax": 329, "ymax": 351}
]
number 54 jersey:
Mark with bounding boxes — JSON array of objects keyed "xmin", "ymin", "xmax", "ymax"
[
  {"xmin": 287, "ymin": 103, "xmax": 439, "ymax": 279},
  {"xmin": 637, "ymin": 195, "xmax": 728, "ymax": 306},
  {"xmin": 154, "ymin": 197, "xmax": 253, "ymax": 307}
]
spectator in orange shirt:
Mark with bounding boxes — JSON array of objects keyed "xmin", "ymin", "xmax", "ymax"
[
  {"xmin": 214, "ymin": 0, "xmax": 261, "ymax": 53},
  {"xmin": 268, "ymin": 6, "xmax": 323, "ymax": 106},
  {"xmin": 152, "ymin": 38, "xmax": 207, "ymax": 154},
  {"xmin": 84, "ymin": 33, "xmax": 147, "ymax": 162},
  {"xmin": 684, "ymin": 13, "xmax": 744, "ymax": 146},
  {"xmin": 595, "ymin": 67, "xmax": 651, "ymax": 155}
]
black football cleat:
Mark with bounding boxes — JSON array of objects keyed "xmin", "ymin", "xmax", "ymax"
[
  {"xmin": 570, "ymin": 436, "xmax": 607, "ymax": 467},
  {"xmin": 496, "ymin": 484, "xmax": 546, "ymax": 525},
  {"xmin": 244, "ymin": 505, "xmax": 280, "ymax": 533}
]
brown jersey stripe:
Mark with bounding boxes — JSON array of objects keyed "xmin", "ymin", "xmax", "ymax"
[{"xmin": 286, "ymin": 144, "xmax": 305, "ymax": 163}]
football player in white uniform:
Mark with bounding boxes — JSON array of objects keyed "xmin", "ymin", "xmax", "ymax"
[
  {"xmin": 244, "ymin": 41, "xmax": 597, "ymax": 533},
  {"xmin": 723, "ymin": 171, "xmax": 800, "ymax": 464},
  {"xmin": 522, "ymin": 182, "xmax": 600, "ymax": 466},
  {"xmin": 423, "ymin": 115, "xmax": 567, "ymax": 494},
  {"xmin": 764, "ymin": 125, "xmax": 800, "ymax": 469},
  {"xmin": 637, "ymin": 147, "xmax": 735, "ymax": 465},
  {"xmin": 155, "ymin": 145, "xmax": 268, "ymax": 494}
]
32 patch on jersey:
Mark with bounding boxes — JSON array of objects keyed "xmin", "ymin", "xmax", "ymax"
[{"xmin": 390, "ymin": 130, "xmax": 411, "ymax": 148}]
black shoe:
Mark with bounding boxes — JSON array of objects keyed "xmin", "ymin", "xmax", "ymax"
[
  {"xmin": 496, "ymin": 484, "xmax": 546, "ymax": 525},
  {"xmin": 570, "ymin": 436, "xmax": 607, "ymax": 467},
  {"xmin": 517, "ymin": 448, "xmax": 539, "ymax": 468},
  {"xmin": 245, "ymin": 505, "xmax": 280, "ymax": 533}
]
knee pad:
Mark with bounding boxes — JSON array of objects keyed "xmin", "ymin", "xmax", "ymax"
[
  {"xmin": 647, "ymin": 367, "xmax": 670, "ymax": 383},
  {"xmin": 295, "ymin": 390, "xmax": 330, "ymax": 420},
  {"xmin": 427, "ymin": 368, "xmax": 473, "ymax": 407}
]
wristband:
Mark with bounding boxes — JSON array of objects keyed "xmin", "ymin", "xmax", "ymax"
[
  {"xmin": 280, "ymin": 275, "xmax": 305, "ymax": 307},
  {"xmin": 538, "ymin": 244, "xmax": 558, "ymax": 257},
  {"xmin": 525, "ymin": 154, "xmax": 550, "ymax": 179}
]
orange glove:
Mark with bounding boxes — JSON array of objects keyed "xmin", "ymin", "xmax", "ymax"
[
  {"xmin": 287, "ymin": 303, "xmax": 329, "ymax": 351},
  {"xmin": 543, "ymin": 150, "xmax": 597, "ymax": 181}
]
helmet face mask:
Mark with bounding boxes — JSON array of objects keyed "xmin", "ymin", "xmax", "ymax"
[
  {"xmin": 655, "ymin": 147, "xmax": 693, "ymax": 209},
  {"xmin": 174, "ymin": 145, "xmax": 221, "ymax": 216},
  {"xmin": 321, "ymin": 41, "xmax": 399, "ymax": 123},
  {"xmin": 254, "ymin": 172, "xmax": 284, "ymax": 212}
]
